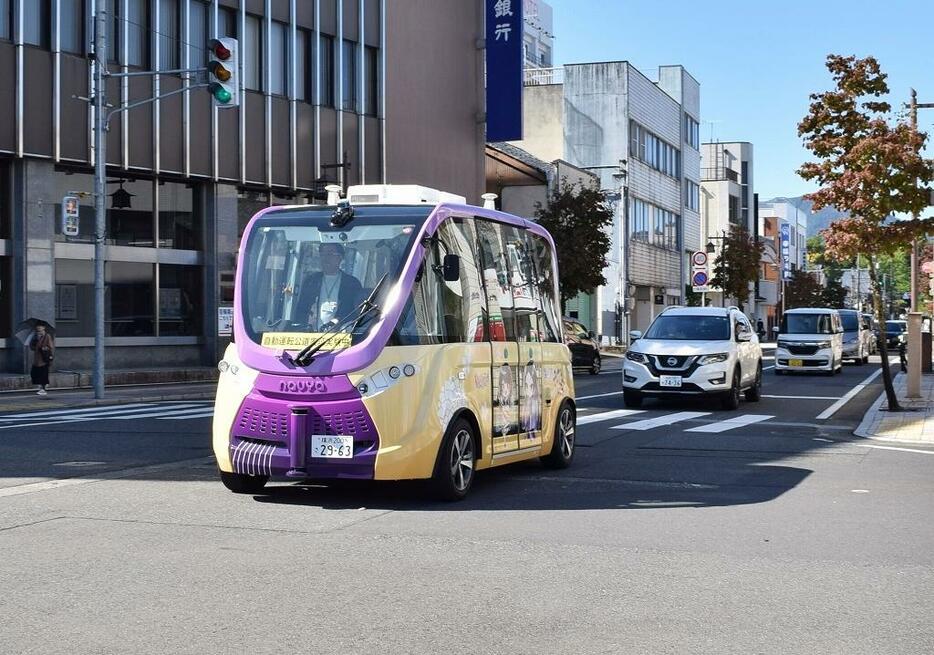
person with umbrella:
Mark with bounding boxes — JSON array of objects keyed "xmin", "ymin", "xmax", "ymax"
[{"xmin": 24, "ymin": 321, "xmax": 55, "ymax": 395}]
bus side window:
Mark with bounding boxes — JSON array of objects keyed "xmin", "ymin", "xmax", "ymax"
[
  {"xmin": 529, "ymin": 234, "xmax": 560, "ymax": 343},
  {"xmin": 435, "ymin": 219, "xmax": 487, "ymax": 344},
  {"xmin": 476, "ymin": 220, "xmax": 516, "ymax": 342}
]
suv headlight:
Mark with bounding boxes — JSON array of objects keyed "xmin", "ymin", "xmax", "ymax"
[
  {"xmin": 626, "ymin": 351, "xmax": 647, "ymax": 363},
  {"xmin": 698, "ymin": 353, "xmax": 729, "ymax": 365}
]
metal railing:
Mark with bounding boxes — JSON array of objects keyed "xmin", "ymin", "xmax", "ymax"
[
  {"xmin": 524, "ymin": 67, "xmax": 564, "ymax": 86},
  {"xmin": 700, "ymin": 167, "xmax": 739, "ymax": 183}
]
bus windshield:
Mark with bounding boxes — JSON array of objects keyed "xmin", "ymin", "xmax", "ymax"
[{"xmin": 240, "ymin": 208, "xmax": 427, "ymax": 350}]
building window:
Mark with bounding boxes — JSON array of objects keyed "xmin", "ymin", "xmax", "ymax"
[
  {"xmin": 729, "ymin": 195, "xmax": 741, "ymax": 225},
  {"xmin": 159, "ymin": 265, "xmax": 202, "ymax": 335},
  {"xmin": 219, "ymin": 7, "xmax": 237, "ymax": 38},
  {"xmin": 126, "ymin": 0, "xmax": 150, "ymax": 68},
  {"xmin": 629, "ymin": 120, "xmax": 680, "ymax": 178},
  {"xmin": 106, "ymin": 0, "xmax": 119, "ymax": 62},
  {"xmin": 24, "ymin": 0, "xmax": 51, "ymax": 49},
  {"xmin": 0, "ymin": 0, "xmax": 10, "ymax": 41},
  {"xmin": 188, "ymin": 0, "xmax": 207, "ymax": 67},
  {"xmin": 685, "ymin": 180, "xmax": 699, "ymax": 212},
  {"xmin": 341, "ymin": 40, "xmax": 357, "ymax": 111},
  {"xmin": 243, "ymin": 14, "xmax": 262, "ymax": 91},
  {"xmin": 629, "ymin": 198, "xmax": 649, "ymax": 243},
  {"xmin": 60, "ymin": 0, "xmax": 84, "ymax": 54},
  {"xmin": 320, "ymin": 35, "xmax": 335, "ymax": 107},
  {"xmin": 365, "ymin": 46, "xmax": 378, "ymax": 116},
  {"xmin": 55, "ymin": 260, "xmax": 157, "ymax": 337},
  {"xmin": 158, "ymin": 0, "xmax": 179, "ymax": 71},
  {"xmin": 296, "ymin": 29, "xmax": 311, "ymax": 102},
  {"xmin": 630, "ymin": 197, "xmax": 678, "ymax": 251},
  {"xmin": 269, "ymin": 21, "xmax": 288, "ymax": 95},
  {"xmin": 684, "ymin": 114, "xmax": 700, "ymax": 150},
  {"xmin": 158, "ymin": 182, "xmax": 201, "ymax": 250}
]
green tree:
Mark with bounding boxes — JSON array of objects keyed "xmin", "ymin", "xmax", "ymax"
[
  {"xmin": 710, "ymin": 225, "xmax": 764, "ymax": 313},
  {"xmin": 534, "ymin": 182, "xmax": 614, "ymax": 310},
  {"xmin": 822, "ymin": 268, "xmax": 848, "ymax": 307},
  {"xmin": 784, "ymin": 269, "xmax": 824, "ymax": 309},
  {"xmin": 798, "ymin": 54, "xmax": 934, "ymax": 410}
]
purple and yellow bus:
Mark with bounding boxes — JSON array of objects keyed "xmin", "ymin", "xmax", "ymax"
[{"xmin": 212, "ymin": 185, "xmax": 575, "ymax": 500}]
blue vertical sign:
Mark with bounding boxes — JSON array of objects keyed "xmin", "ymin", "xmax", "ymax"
[
  {"xmin": 485, "ymin": 0, "xmax": 523, "ymax": 142},
  {"xmin": 780, "ymin": 222, "xmax": 792, "ymax": 280}
]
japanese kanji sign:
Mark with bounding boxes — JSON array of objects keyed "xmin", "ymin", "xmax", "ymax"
[{"xmin": 485, "ymin": 0, "xmax": 523, "ymax": 141}]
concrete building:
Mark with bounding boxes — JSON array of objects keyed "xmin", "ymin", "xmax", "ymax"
[
  {"xmin": 514, "ymin": 61, "xmax": 701, "ymax": 342},
  {"xmin": 759, "ymin": 198, "xmax": 810, "ymax": 327},
  {"xmin": 522, "ymin": 0, "xmax": 553, "ymax": 71},
  {"xmin": 0, "ymin": 0, "xmax": 486, "ymax": 375},
  {"xmin": 700, "ymin": 141, "xmax": 755, "ymax": 311}
]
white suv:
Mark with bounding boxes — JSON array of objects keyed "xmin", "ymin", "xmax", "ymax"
[{"xmin": 623, "ymin": 306, "xmax": 763, "ymax": 410}]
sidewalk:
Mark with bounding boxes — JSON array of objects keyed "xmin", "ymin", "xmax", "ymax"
[
  {"xmin": 854, "ymin": 372, "xmax": 934, "ymax": 445},
  {"xmin": 0, "ymin": 382, "xmax": 217, "ymax": 414}
]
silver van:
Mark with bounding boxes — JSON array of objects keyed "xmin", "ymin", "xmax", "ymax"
[
  {"xmin": 838, "ymin": 309, "xmax": 871, "ymax": 365},
  {"xmin": 775, "ymin": 308, "xmax": 844, "ymax": 375}
]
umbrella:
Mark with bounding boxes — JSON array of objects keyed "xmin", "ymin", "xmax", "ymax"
[{"xmin": 15, "ymin": 318, "xmax": 56, "ymax": 344}]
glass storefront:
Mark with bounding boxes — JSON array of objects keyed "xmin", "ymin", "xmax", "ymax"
[{"xmin": 159, "ymin": 264, "xmax": 203, "ymax": 336}]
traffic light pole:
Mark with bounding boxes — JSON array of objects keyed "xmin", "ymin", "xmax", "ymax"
[{"xmin": 88, "ymin": 2, "xmax": 214, "ymax": 398}]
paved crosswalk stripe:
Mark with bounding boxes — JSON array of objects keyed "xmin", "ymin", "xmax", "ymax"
[
  {"xmin": 97, "ymin": 405, "xmax": 214, "ymax": 420},
  {"xmin": 0, "ymin": 403, "xmax": 159, "ymax": 420},
  {"xmin": 156, "ymin": 410, "xmax": 215, "ymax": 420},
  {"xmin": 0, "ymin": 402, "xmax": 211, "ymax": 422},
  {"xmin": 685, "ymin": 414, "xmax": 774, "ymax": 433},
  {"xmin": 611, "ymin": 411, "xmax": 710, "ymax": 431},
  {"xmin": 577, "ymin": 409, "xmax": 645, "ymax": 425}
]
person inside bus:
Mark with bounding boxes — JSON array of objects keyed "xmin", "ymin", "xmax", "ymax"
[{"xmin": 295, "ymin": 242, "xmax": 363, "ymax": 331}]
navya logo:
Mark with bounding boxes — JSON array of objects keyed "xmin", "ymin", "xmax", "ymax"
[{"xmin": 279, "ymin": 378, "xmax": 328, "ymax": 393}]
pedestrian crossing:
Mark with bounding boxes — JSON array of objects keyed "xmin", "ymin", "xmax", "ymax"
[
  {"xmin": 577, "ymin": 407, "xmax": 775, "ymax": 434},
  {"xmin": 0, "ymin": 402, "xmax": 215, "ymax": 425}
]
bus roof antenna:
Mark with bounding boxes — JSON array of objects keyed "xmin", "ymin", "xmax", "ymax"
[
  {"xmin": 481, "ymin": 193, "xmax": 497, "ymax": 210},
  {"xmin": 325, "ymin": 184, "xmax": 343, "ymax": 205}
]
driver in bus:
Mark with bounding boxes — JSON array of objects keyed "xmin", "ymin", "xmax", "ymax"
[{"xmin": 295, "ymin": 242, "xmax": 364, "ymax": 331}]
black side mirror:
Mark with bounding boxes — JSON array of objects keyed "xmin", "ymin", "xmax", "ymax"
[
  {"xmin": 442, "ymin": 254, "xmax": 460, "ymax": 282},
  {"xmin": 588, "ymin": 330, "xmax": 596, "ymax": 339}
]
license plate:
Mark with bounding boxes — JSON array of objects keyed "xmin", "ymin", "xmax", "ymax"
[
  {"xmin": 659, "ymin": 375, "xmax": 682, "ymax": 388},
  {"xmin": 311, "ymin": 435, "xmax": 353, "ymax": 458},
  {"xmin": 789, "ymin": 359, "xmax": 803, "ymax": 367}
]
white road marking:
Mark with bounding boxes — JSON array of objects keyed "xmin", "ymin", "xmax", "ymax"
[
  {"xmin": 851, "ymin": 489, "xmax": 870, "ymax": 493},
  {"xmin": 0, "ymin": 457, "xmax": 213, "ymax": 499},
  {"xmin": 611, "ymin": 411, "xmax": 710, "ymax": 431},
  {"xmin": 0, "ymin": 403, "xmax": 158, "ymax": 420},
  {"xmin": 763, "ymin": 394, "xmax": 841, "ymax": 400},
  {"xmin": 816, "ymin": 365, "xmax": 888, "ymax": 420},
  {"xmin": 101, "ymin": 405, "xmax": 212, "ymax": 420},
  {"xmin": 685, "ymin": 414, "xmax": 774, "ymax": 433},
  {"xmin": 854, "ymin": 443, "xmax": 934, "ymax": 456},
  {"xmin": 577, "ymin": 409, "xmax": 645, "ymax": 425},
  {"xmin": 576, "ymin": 391, "xmax": 623, "ymax": 401},
  {"xmin": 157, "ymin": 411, "xmax": 214, "ymax": 420},
  {"xmin": 0, "ymin": 403, "xmax": 212, "ymax": 430},
  {"xmin": 763, "ymin": 365, "xmax": 775, "ymax": 370}
]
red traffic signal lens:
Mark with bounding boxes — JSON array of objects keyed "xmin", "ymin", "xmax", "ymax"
[
  {"xmin": 208, "ymin": 39, "xmax": 231, "ymax": 61},
  {"xmin": 208, "ymin": 60, "xmax": 232, "ymax": 82}
]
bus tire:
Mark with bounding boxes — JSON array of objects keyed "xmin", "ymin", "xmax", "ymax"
[
  {"xmin": 430, "ymin": 417, "xmax": 476, "ymax": 501},
  {"xmin": 220, "ymin": 471, "xmax": 269, "ymax": 494},
  {"xmin": 541, "ymin": 401, "xmax": 575, "ymax": 469}
]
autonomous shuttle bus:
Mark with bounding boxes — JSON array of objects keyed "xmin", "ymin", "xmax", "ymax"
[{"xmin": 212, "ymin": 185, "xmax": 575, "ymax": 500}]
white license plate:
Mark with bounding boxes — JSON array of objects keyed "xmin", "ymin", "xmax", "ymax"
[
  {"xmin": 659, "ymin": 375, "xmax": 682, "ymax": 388},
  {"xmin": 311, "ymin": 435, "xmax": 353, "ymax": 459}
]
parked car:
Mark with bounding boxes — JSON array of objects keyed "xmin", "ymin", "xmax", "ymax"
[
  {"xmin": 838, "ymin": 309, "xmax": 871, "ymax": 365},
  {"xmin": 622, "ymin": 306, "xmax": 763, "ymax": 410},
  {"xmin": 563, "ymin": 317, "xmax": 601, "ymax": 374},
  {"xmin": 882, "ymin": 320, "xmax": 907, "ymax": 349},
  {"xmin": 774, "ymin": 308, "xmax": 844, "ymax": 375},
  {"xmin": 862, "ymin": 313, "xmax": 879, "ymax": 354}
]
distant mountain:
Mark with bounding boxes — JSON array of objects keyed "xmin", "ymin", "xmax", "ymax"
[{"xmin": 763, "ymin": 196, "xmax": 850, "ymax": 238}]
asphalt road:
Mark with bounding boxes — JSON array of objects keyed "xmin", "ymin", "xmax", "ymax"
[{"xmin": 1, "ymin": 349, "xmax": 933, "ymax": 654}]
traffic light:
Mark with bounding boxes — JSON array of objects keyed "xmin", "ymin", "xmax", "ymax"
[{"xmin": 207, "ymin": 38, "xmax": 238, "ymax": 108}]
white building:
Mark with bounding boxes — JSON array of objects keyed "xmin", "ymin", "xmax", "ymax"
[
  {"xmin": 523, "ymin": 0, "xmax": 554, "ymax": 70},
  {"xmin": 514, "ymin": 61, "xmax": 701, "ymax": 342},
  {"xmin": 700, "ymin": 142, "xmax": 755, "ymax": 311},
  {"xmin": 758, "ymin": 199, "xmax": 810, "ymax": 328}
]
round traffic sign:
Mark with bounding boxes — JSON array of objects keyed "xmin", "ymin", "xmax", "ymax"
[
  {"xmin": 692, "ymin": 251, "xmax": 708, "ymax": 267},
  {"xmin": 692, "ymin": 271, "xmax": 709, "ymax": 286}
]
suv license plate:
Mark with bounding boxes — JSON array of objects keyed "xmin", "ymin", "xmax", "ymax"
[
  {"xmin": 659, "ymin": 375, "xmax": 682, "ymax": 388},
  {"xmin": 311, "ymin": 435, "xmax": 353, "ymax": 458},
  {"xmin": 789, "ymin": 359, "xmax": 803, "ymax": 367}
]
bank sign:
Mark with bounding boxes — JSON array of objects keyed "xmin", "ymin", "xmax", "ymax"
[
  {"xmin": 485, "ymin": 0, "xmax": 523, "ymax": 142},
  {"xmin": 780, "ymin": 223, "xmax": 792, "ymax": 281}
]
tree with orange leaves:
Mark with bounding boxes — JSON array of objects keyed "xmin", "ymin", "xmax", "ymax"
[{"xmin": 799, "ymin": 54, "xmax": 934, "ymax": 410}]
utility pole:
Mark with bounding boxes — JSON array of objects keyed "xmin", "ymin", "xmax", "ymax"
[
  {"xmin": 92, "ymin": 0, "xmax": 107, "ymax": 399},
  {"xmin": 908, "ymin": 89, "xmax": 934, "ymax": 313}
]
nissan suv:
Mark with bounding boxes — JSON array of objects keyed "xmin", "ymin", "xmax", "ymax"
[{"xmin": 623, "ymin": 306, "xmax": 763, "ymax": 410}]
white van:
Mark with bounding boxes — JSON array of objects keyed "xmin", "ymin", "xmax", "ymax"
[{"xmin": 775, "ymin": 308, "xmax": 844, "ymax": 375}]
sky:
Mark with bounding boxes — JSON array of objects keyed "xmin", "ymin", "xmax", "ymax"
[{"xmin": 545, "ymin": 0, "xmax": 934, "ymax": 200}]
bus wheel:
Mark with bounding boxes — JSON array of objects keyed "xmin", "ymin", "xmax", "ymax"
[
  {"xmin": 220, "ymin": 471, "xmax": 269, "ymax": 494},
  {"xmin": 431, "ymin": 418, "xmax": 476, "ymax": 501},
  {"xmin": 541, "ymin": 401, "xmax": 575, "ymax": 469}
]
